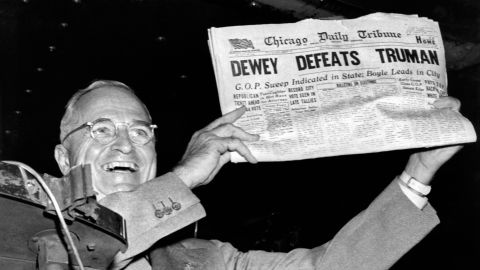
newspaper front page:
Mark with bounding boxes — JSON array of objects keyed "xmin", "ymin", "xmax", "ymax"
[{"xmin": 208, "ymin": 13, "xmax": 477, "ymax": 162}]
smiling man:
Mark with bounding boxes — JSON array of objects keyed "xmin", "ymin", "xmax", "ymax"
[
  {"xmin": 55, "ymin": 80, "xmax": 463, "ymax": 270},
  {"xmin": 55, "ymin": 81, "xmax": 158, "ymax": 200},
  {"xmin": 54, "ymin": 80, "xmax": 260, "ymax": 269}
]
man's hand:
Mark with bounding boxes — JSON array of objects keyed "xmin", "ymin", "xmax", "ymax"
[
  {"xmin": 404, "ymin": 97, "xmax": 463, "ymax": 185},
  {"xmin": 173, "ymin": 107, "xmax": 259, "ymax": 188}
]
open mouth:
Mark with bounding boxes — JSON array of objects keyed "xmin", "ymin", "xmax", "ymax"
[{"xmin": 101, "ymin": 161, "xmax": 139, "ymax": 173}]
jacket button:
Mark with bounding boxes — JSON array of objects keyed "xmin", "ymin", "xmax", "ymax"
[
  {"xmin": 172, "ymin": 202, "xmax": 182, "ymax": 211},
  {"xmin": 155, "ymin": 209, "xmax": 164, "ymax": 218},
  {"xmin": 169, "ymin": 197, "xmax": 182, "ymax": 211},
  {"xmin": 164, "ymin": 206, "xmax": 173, "ymax": 215}
]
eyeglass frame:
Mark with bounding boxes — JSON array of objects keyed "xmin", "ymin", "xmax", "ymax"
[{"xmin": 61, "ymin": 117, "xmax": 158, "ymax": 145}]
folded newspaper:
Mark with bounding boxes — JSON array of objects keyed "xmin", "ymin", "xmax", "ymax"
[{"xmin": 208, "ymin": 13, "xmax": 477, "ymax": 162}]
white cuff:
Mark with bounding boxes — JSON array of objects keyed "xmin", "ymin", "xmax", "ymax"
[
  {"xmin": 399, "ymin": 171, "xmax": 431, "ymax": 196},
  {"xmin": 398, "ymin": 179, "xmax": 428, "ymax": 209}
]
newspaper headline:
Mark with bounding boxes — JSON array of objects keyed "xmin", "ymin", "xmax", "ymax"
[{"xmin": 208, "ymin": 13, "xmax": 477, "ymax": 162}]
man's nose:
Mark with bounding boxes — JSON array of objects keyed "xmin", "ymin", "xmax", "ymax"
[{"xmin": 111, "ymin": 127, "xmax": 133, "ymax": 153}]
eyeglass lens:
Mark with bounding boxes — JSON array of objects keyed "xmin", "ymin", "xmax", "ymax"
[{"xmin": 90, "ymin": 119, "xmax": 153, "ymax": 144}]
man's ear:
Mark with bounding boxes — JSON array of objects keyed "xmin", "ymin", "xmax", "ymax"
[{"xmin": 54, "ymin": 144, "xmax": 71, "ymax": 175}]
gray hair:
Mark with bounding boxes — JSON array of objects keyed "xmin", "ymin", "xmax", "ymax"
[{"xmin": 59, "ymin": 80, "xmax": 152, "ymax": 144}]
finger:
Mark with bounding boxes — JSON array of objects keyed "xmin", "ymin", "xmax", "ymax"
[
  {"xmin": 433, "ymin": 96, "xmax": 461, "ymax": 111},
  {"xmin": 217, "ymin": 137, "xmax": 258, "ymax": 163},
  {"xmin": 210, "ymin": 123, "xmax": 260, "ymax": 141},
  {"xmin": 204, "ymin": 106, "xmax": 247, "ymax": 130}
]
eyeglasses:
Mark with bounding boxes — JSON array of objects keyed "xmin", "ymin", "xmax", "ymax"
[{"xmin": 62, "ymin": 118, "xmax": 157, "ymax": 145}]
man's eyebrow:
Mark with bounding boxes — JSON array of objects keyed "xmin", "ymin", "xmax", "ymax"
[
  {"xmin": 130, "ymin": 119, "xmax": 154, "ymax": 125},
  {"xmin": 93, "ymin": 116, "xmax": 151, "ymax": 123}
]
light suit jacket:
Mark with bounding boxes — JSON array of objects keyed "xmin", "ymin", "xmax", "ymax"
[
  {"xmin": 100, "ymin": 173, "xmax": 206, "ymax": 270},
  {"xmin": 101, "ymin": 173, "xmax": 439, "ymax": 270}
]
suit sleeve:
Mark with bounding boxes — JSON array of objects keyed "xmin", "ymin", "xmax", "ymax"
[
  {"xmin": 98, "ymin": 172, "xmax": 206, "ymax": 269},
  {"xmin": 212, "ymin": 178, "xmax": 440, "ymax": 270}
]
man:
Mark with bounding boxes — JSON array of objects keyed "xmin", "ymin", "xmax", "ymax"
[{"xmin": 55, "ymin": 80, "xmax": 462, "ymax": 270}]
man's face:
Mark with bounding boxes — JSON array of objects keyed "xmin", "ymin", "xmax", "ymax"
[{"xmin": 62, "ymin": 86, "xmax": 157, "ymax": 198}]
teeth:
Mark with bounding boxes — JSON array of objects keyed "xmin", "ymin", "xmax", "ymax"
[{"xmin": 102, "ymin": 162, "xmax": 138, "ymax": 172}]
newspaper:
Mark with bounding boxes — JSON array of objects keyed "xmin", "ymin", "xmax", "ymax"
[{"xmin": 208, "ymin": 13, "xmax": 477, "ymax": 162}]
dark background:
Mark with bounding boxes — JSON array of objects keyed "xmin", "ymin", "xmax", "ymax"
[{"xmin": 1, "ymin": 0, "xmax": 479, "ymax": 269}]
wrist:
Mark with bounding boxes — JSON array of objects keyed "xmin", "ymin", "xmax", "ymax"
[
  {"xmin": 404, "ymin": 154, "xmax": 437, "ymax": 185},
  {"xmin": 172, "ymin": 166, "xmax": 193, "ymax": 189}
]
